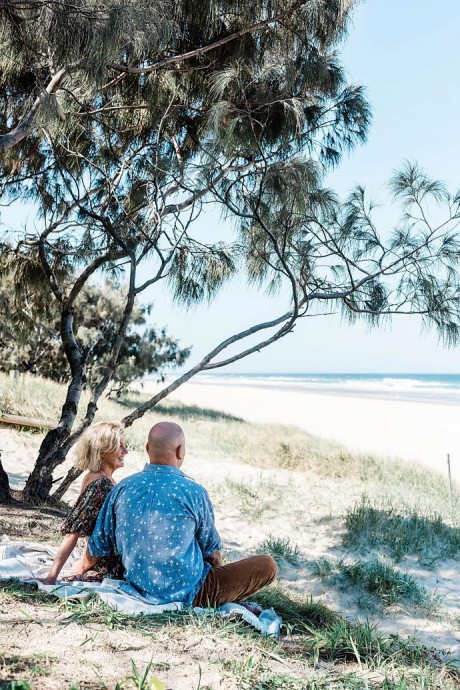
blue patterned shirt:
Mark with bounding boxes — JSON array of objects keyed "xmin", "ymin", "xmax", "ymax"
[{"xmin": 88, "ymin": 464, "xmax": 222, "ymax": 605}]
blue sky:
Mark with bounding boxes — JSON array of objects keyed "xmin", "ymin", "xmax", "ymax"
[{"xmin": 147, "ymin": 0, "xmax": 460, "ymax": 374}]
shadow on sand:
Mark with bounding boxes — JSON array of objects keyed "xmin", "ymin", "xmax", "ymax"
[{"xmin": 113, "ymin": 395, "xmax": 244, "ymax": 423}]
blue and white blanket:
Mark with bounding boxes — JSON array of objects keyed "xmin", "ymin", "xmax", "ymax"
[{"xmin": 0, "ymin": 536, "xmax": 281, "ymax": 636}]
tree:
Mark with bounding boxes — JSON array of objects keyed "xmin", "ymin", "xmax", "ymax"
[
  {"xmin": 0, "ymin": 277, "xmax": 190, "ymax": 391},
  {"xmin": 1, "ymin": 1, "xmax": 459, "ymax": 505},
  {"xmin": 0, "ymin": 0, "xmax": 360, "ymax": 154}
]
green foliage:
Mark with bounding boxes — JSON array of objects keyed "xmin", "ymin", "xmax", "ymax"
[
  {"xmin": 0, "ymin": 278, "xmax": 189, "ymax": 394},
  {"xmin": 123, "ymin": 659, "xmax": 166, "ymax": 690},
  {"xmin": 253, "ymin": 586, "xmax": 437, "ymax": 670},
  {"xmin": 1, "ymin": 3, "xmax": 459, "ymax": 506},
  {"xmin": 1, "ymin": 2, "xmax": 460, "ymax": 365}
]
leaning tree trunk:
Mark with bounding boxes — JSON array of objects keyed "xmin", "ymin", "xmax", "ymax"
[
  {"xmin": 22, "ymin": 424, "xmax": 72, "ymax": 503},
  {"xmin": 52, "ymin": 466, "xmax": 82, "ymax": 501},
  {"xmin": 0, "ymin": 454, "xmax": 12, "ymax": 503},
  {"xmin": 22, "ymin": 378, "xmax": 86, "ymax": 503},
  {"xmin": 22, "ymin": 297, "xmax": 88, "ymax": 504}
]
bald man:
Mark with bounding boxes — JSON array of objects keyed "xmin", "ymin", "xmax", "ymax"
[{"xmin": 77, "ymin": 421, "xmax": 277, "ymax": 608}]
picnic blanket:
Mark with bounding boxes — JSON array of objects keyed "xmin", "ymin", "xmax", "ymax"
[{"xmin": 0, "ymin": 536, "xmax": 281, "ymax": 636}]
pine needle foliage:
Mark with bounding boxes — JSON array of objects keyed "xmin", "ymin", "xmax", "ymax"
[{"xmin": 2, "ymin": 2, "xmax": 460, "ymax": 504}]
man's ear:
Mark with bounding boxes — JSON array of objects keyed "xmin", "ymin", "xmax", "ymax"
[
  {"xmin": 176, "ymin": 444, "xmax": 183, "ymax": 460},
  {"xmin": 145, "ymin": 442, "xmax": 149, "ymax": 454}
]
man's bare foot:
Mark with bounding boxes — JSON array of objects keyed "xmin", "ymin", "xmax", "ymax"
[{"xmin": 238, "ymin": 602, "xmax": 262, "ymax": 617}]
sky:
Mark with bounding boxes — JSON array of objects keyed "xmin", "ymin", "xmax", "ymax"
[
  {"xmin": 3, "ymin": 1, "xmax": 460, "ymax": 374},
  {"xmin": 143, "ymin": 0, "xmax": 460, "ymax": 374}
]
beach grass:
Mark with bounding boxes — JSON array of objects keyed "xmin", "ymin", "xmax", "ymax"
[
  {"xmin": 221, "ymin": 476, "xmax": 295, "ymax": 522},
  {"xmin": 2, "ymin": 372, "xmax": 457, "ymax": 520},
  {"xmin": 344, "ymin": 495, "xmax": 460, "ymax": 564},
  {"xmin": 256, "ymin": 535, "xmax": 303, "ymax": 565},
  {"xmin": 2, "ymin": 373, "xmax": 460, "ymax": 688},
  {"xmin": 311, "ymin": 557, "xmax": 438, "ymax": 610},
  {"xmin": 2, "ymin": 579, "xmax": 455, "ymax": 688}
]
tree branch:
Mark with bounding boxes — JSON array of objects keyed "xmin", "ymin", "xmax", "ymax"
[
  {"xmin": 121, "ymin": 297, "xmax": 305, "ymax": 427},
  {"xmin": 0, "ymin": 68, "xmax": 67, "ymax": 152},
  {"xmin": 109, "ymin": 1, "xmax": 305, "ymax": 75}
]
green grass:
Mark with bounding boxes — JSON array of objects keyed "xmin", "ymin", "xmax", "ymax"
[
  {"xmin": 312, "ymin": 558, "xmax": 439, "ymax": 610},
  {"xmin": 344, "ymin": 496, "xmax": 460, "ymax": 563},
  {"xmin": 0, "ymin": 579, "xmax": 58, "ymax": 606},
  {"xmin": 253, "ymin": 585, "xmax": 341, "ymax": 632},
  {"xmin": 342, "ymin": 560, "xmax": 432, "ymax": 607},
  {"xmin": 257, "ymin": 535, "xmax": 303, "ymax": 565},
  {"xmin": 1, "ymin": 579, "xmax": 459, "ymax": 689},
  {"xmin": 251, "ymin": 586, "xmax": 456, "ymax": 674},
  {"xmin": 117, "ymin": 658, "xmax": 167, "ymax": 690}
]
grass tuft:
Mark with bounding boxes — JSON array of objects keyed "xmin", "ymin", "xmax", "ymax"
[
  {"xmin": 312, "ymin": 557, "xmax": 439, "ymax": 610},
  {"xmin": 222, "ymin": 477, "xmax": 290, "ymax": 520},
  {"xmin": 0, "ymin": 579, "xmax": 58, "ymax": 605},
  {"xmin": 257, "ymin": 535, "xmax": 303, "ymax": 565},
  {"xmin": 253, "ymin": 585, "xmax": 340, "ymax": 631},
  {"xmin": 344, "ymin": 496, "xmax": 460, "ymax": 563}
]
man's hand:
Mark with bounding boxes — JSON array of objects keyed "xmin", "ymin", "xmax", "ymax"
[{"xmin": 205, "ymin": 550, "xmax": 223, "ymax": 568}]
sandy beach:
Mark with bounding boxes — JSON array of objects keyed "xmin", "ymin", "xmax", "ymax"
[
  {"xmin": 2, "ymin": 371, "xmax": 460, "ymax": 665},
  {"xmin": 143, "ymin": 378, "xmax": 460, "ymax": 484}
]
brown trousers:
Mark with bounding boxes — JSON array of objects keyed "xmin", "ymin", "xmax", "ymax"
[{"xmin": 192, "ymin": 555, "xmax": 277, "ymax": 608}]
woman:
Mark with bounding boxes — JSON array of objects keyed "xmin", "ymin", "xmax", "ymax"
[{"xmin": 40, "ymin": 421, "xmax": 128, "ymax": 585}]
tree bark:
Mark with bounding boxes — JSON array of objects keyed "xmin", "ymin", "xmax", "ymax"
[
  {"xmin": 22, "ymin": 425, "xmax": 70, "ymax": 503},
  {"xmin": 0, "ymin": 455, "xmax": 11, "ymax": 504},
  {"xmin": 22, "ymin": 305, "xmax": 86, "ymax": 503},
  {"xmin": 51, "ymin": 466, "xmax": 82, "ymax": 501}
]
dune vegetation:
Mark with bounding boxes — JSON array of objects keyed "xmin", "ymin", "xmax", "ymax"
[{"xmin": 1, "ymin": 373, "xmax": 460, "ymax": 689}]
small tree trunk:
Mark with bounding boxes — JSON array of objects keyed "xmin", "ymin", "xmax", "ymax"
[
  {"xmin": 22, "ymin": 305, "xmax": 86, "ymax": 505},
  {"xmin": 52, "ymin": 466, "xmax": 82, "ymax": 501},
  {"xmin": 0, "ymin": 454, "xmax": 11, "ymax": 503},
  {"xmin": 22, "ymin": 425, "xmax": 70, "ymax": 503}
]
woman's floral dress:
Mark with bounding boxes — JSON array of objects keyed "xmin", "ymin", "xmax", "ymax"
[{"xmin": 60, "ymin": 476, "xmax": 124, "ymax": 582}]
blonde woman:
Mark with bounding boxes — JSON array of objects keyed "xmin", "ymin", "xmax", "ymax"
[{"xmin": 41, "ymin": 421, "xmax": 128, "ymax": 585}]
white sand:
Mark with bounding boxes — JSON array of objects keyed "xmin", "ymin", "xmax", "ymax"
[{"xmin": 149, "ymin": 380, "xmax": 460, "ymax": 483}]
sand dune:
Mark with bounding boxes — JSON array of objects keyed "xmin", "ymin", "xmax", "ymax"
[{"xmin": 142, "ymin": 379, "xmax": 460, "ymax": 484}]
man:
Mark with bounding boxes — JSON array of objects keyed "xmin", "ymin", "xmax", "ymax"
[{"xmin": 76, "ymin": 421, "xmax": 277, "ymax": 607}]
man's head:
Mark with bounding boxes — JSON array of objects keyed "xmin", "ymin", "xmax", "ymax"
[{"xmin": 146, "ymin": 421, "xmax": 185, "ymax": 467}]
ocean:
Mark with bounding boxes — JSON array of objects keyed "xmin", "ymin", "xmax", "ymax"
[{"xmin": 188, "ymin": 372, "xmax": 460, "ymax": 406}]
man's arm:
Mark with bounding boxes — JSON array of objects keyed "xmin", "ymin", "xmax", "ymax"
[
  {"xmin": 204, "ymin": 550, "xmax": 223, "ymax": 568},
  {"xmin": 196, "ymin": 489, "xmax": 223, "ymax": 563}
]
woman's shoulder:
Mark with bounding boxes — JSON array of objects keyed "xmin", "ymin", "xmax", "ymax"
[
  {"xmin": 80, "ymin": 473, "xmax": 114, "ymax": 493},
  {"xmin": 60, "ymin": 475, "xmax": 113, "ymax": 536}
]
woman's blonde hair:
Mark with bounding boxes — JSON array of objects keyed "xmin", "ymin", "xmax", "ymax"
[{"xmin": 75, "ymin": 421, "xmax": 125, "ymax": 472}]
